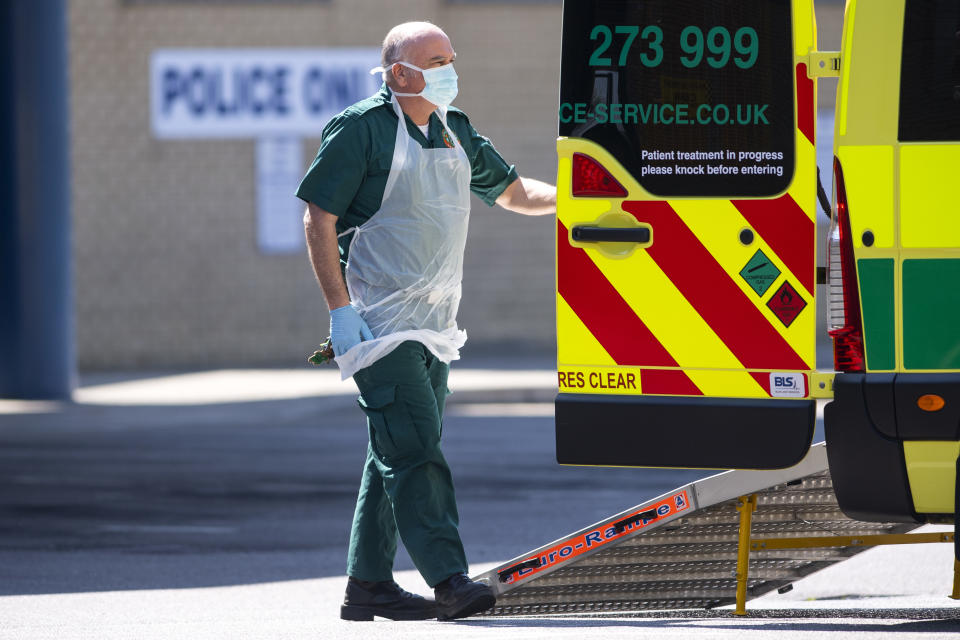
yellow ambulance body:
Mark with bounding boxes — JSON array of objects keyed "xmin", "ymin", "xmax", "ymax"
[
  {"xmin": 825, "ymin": 0, "xmax": 960, "ymax": 522},
  {"xmin": 555, "ymin": 0, "xmax": 960, "ymax": 524}
]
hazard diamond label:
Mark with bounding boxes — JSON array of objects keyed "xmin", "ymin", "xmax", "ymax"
[
  {"xmin": 739, "ymin": 249, "xmax": 781, "ymax": 296},
  {"xmin": 766, "ymin": 281, "xmax": 807, "ymax": 327}
]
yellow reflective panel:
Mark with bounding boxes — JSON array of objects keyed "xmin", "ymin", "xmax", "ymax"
[
  {"xmin": 684, "ymin": 368, "xmax": 767, "ymax": 398},
  {"xmin": 786, "ymin": 134, "xmax": 817, "ymax": 215},
  {"xmin": 580, "ymin": 234, "xmax": 744, "ymax": 372},
  {"xmin": 558, "ymin": 140, "xmax": 746, "ymax": 375},
  {"xmin": 837, "ymin": 145, "xmax": 895, "ymax": 249},
  {"xmin": 836, "ymin": 0, "xmax": 858, "ymax": 138},
  {"xmin": 836, "ymin": 0, "xmax": 904, "ymax": 145},
  {"xmin": 670, "ymin": 198, "xmax": 815, "ymax": 361},
  {"xmin": 903, "ymin": 440, "xmax": 960, "ymax": 514},
  {"xmin": 793, "ymin": 0, "xmax": 816, "ymax": 59},
  {"xmin": 556, "ymin": 294, "xmax": 616, "ymax": 368},
  {"xmin": 900, "ymin": 145, "xmax": 960, "ymax": 249}
]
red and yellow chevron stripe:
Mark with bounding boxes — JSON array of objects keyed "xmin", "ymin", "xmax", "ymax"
[{"xmin": 556, "ymin": 51, "xmax": 818, "ymax": 399}]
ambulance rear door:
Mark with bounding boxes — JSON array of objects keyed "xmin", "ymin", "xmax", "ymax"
[{"xmin": 555, "ymin": 0, "xmax": 821, "ymax": 469}]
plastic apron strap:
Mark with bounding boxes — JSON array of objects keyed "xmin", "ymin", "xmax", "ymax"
[
  {"xmin": 338, "ymin": 95, "xmax": 411, "ymax": 306},
  {"xmin": 383, "ymin": 96, "xmax": 410, "ymax": 203}
]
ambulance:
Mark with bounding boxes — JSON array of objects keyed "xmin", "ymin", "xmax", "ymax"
[{"xmin": 554, "ymin": 0, "xmax": 960, "ymax": 525}]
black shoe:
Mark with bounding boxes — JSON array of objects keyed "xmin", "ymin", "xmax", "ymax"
[
  {"xmin": 340, "ymin": 577, "xmax": 438, "ymax": 621},
  {"xmin": 433, "ymin": 573, "xmax": 496, "ymax": 620}
]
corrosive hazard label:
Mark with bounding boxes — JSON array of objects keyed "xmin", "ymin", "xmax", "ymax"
[{"xmin": 504, "ymin": 490, "xmax": 692, "ymax": 584}]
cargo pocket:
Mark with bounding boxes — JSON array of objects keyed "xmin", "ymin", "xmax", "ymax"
[
  {"xmin": 357, "ymin": 384, "xmax": 423, "ymax": 462},
  {"xmin": 434, "ymin": 385, "xmax": 453, "ymax": 433}
]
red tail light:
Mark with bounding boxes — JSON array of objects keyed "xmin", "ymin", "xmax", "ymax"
[
  {"xmin": 827, "ymin": 157, "xmax": 865, "ymax": 372},
  {"xmin": 571, "ymin": 153, "xmax": 627, "ymax": 197}
]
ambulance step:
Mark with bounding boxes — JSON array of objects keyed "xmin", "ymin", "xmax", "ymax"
[{"xmin": 473, "ymin": 443, "xmax": 920, "ymax": 615}]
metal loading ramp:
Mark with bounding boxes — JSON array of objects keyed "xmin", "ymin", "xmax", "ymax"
[{"xmin": 474, "ymin": 444, "xmax": 925, "ymax": 615}]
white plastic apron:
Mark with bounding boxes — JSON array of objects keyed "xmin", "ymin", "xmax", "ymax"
[{"xmin": 334, "ymin": 96, "xmax": 471, "ymax": 380}]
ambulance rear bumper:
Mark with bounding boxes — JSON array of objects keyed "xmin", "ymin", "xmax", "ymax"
[
  {"xmin": 823, "ymin": 373, "xmax": 953, "ymax": 523},
  {"xmin": 555, "ymin": 393, "xmax": 815, "ymax": 470}
]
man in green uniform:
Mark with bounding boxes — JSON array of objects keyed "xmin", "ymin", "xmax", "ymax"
[{"xmin": 298, "ymin": 22, "xmax": 556, "ymax": 621}]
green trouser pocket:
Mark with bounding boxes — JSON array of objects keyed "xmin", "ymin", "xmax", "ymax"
[{"xmin": 357, "ymin": 384, "xmax": 425, "ymax": 463}]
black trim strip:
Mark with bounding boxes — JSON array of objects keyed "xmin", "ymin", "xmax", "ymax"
[
  {"xmin": 572, "ymin": 226, "xmax": 650, "ymax": 243},
  {"xmin": 612, "ymin": 509, "xmax": 659, "ymax": 534},
  {"xmin": 556, "ymin": 393, "xmax": 815, "ymax": 469},
  {"xmin": 497, "ymin": 558, "xmax": 541, "ymax": 583}
]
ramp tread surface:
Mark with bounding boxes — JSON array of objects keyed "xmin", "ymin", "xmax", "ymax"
[{"xmin": 477, "ymin": 464, "xmax": 921, "ymax": 615}]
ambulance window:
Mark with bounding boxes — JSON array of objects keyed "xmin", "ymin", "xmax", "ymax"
[
  {"xmin": 559, "ymin": 0, "xmax": 795, "ymax": 198},
  {"xmin": 898, "ymin": 0, "xmax": 960, "ymax": 142}
]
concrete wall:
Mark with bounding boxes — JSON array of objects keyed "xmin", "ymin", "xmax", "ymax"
[
  {"xmin": 69, "ymin": 0, "xmax": 844, "ymax": 369},
  {"xmin": 70, "ymin": 0, "xmax": 561, "ymax": 369}
]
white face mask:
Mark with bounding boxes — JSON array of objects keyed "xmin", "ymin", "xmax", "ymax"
[{"xmin": 391, "ymin": 61, "xmax": 459, "ymax": 107}]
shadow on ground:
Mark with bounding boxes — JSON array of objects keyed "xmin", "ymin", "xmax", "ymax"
[
  {"xmin": 0, "ymin": 387, "xmax": 708, "ymax": 596},
  {"xmin": 464, "ymin": 608, "xmax": 960, "ymax": 632}
]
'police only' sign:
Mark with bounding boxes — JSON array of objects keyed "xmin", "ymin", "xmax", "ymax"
[{"xmin": 150, "ymin": 48, "xmax": 381, "ymax": 138}]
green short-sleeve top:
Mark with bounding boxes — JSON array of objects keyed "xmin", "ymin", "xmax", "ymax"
[{"xmin": 296, "ymin": 84, "xmax": 519, "ymax": 263}]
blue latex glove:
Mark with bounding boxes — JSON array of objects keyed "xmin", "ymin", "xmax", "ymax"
[{"xmin": 329, "ymin": 304, "xmax": 374, "ymax": 357}]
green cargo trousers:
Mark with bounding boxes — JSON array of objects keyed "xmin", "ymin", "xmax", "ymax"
[{"xmin": 346, "ymin": 341, "xmax": 468, "ymax": 587}]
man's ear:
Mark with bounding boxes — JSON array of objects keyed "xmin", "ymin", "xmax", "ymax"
[{"xmin": 392, "ymin": 63, "xmax": 406, "ymax": 88}]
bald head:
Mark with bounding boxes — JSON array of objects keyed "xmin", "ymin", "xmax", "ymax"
[{"xmin": 381, "ymin": 22, "xmax": 453, "ymax": 86}]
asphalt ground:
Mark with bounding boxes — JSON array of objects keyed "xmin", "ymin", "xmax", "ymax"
[{"xmin": 1, "ymin": 359, "xmax": 958, "ymax": 638}]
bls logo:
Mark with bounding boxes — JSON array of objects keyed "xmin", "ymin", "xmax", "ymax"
[
  {"xmin": 769, "ymin": 372, "xmax": 804, "ymax": 398},
  {"xmin": 773, "ymin": 376, "xmax": 797, "ymax": 390}
]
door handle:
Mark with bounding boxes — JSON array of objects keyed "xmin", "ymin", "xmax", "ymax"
[{"xmin": 571, "ymin": 226, "xmax": 650, "ymax": 243}]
